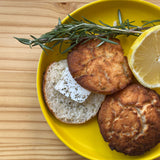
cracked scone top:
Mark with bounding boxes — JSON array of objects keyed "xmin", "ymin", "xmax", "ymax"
[
  {"xmin": 67, "ymin": 38, "xmax": 132, "ymax": 94},
  {"xmin": 98, "ymin": 83, "xmax": 160, "ymax": 155}
]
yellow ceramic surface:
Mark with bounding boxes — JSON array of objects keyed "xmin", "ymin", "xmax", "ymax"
[{"xmin": 37, "ymin": 0, "xmax": 160, "ymax": 159}]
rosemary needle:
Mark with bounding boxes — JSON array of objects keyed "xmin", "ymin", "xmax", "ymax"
[{"xmin": 15, "ymin": 10, "xmax": 160, "ymax": 54}]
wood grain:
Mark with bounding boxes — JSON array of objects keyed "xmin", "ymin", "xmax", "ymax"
[{"xmin": 0, "ymin": 0, "xmax": 160, "ymax": 159}]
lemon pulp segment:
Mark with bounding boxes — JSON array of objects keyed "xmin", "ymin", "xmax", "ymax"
[{"xmin": 129, "ymin": 25, "xmax": 160, "ymax": 88}]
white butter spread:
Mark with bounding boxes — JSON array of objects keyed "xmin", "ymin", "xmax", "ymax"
[{"xmin": 54, "ymin": 67, "xmax": 91, "ymax": 103}]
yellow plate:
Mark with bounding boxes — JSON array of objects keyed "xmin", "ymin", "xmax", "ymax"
[{"xmin": 37, "ymin": 0, "xmax": 160, "ymax": 159}]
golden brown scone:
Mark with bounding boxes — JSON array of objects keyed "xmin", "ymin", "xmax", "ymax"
[
  {"xmin": 98, "ymin": 83, "xmax": 160, "ymax": 156},
  {"xmin": 67, "ymin": 38, "xmax": 132, "ymax": 94}
]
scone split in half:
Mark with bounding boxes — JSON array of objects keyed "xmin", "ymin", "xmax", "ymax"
[{"xmin": 43, "ymin": 60, "xmax": 105, "ymax": 124}]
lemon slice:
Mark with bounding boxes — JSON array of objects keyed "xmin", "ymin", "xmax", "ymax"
[{"xmin": 128, "ymin": 25, "xmax": 160, "ymax": 88}]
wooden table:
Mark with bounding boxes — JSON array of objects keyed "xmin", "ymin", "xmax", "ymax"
[{"xmin": 0, "ymin": 0, "xmax": 160, "ymax": 159}]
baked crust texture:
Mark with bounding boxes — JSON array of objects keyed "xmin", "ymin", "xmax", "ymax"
[
  {"xmin": 67, "ymin": 38, "xmax": 132, "ymax": 94},
  {"xmin": 98, "ymin": 83, "xmax": 160, "ymax": 155}
]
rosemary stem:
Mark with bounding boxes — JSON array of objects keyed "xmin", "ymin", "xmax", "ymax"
[
  {"xmin": 65, "ymin": 23, "xmax": 143, "ymax": 34},
  {"xmin": 91, "ymin": 24, "xmax": 143, "ymax": 34}
]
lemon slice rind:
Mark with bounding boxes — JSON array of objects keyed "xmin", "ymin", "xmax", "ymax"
[{"xmin": 128, "ymin": 25, "xmax": 160, "ymax": 89}]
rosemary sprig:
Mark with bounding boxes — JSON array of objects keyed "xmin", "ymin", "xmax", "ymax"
[{"xmin": 14, "ymin": 10, "xmax": 160, "ymax": 54}]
